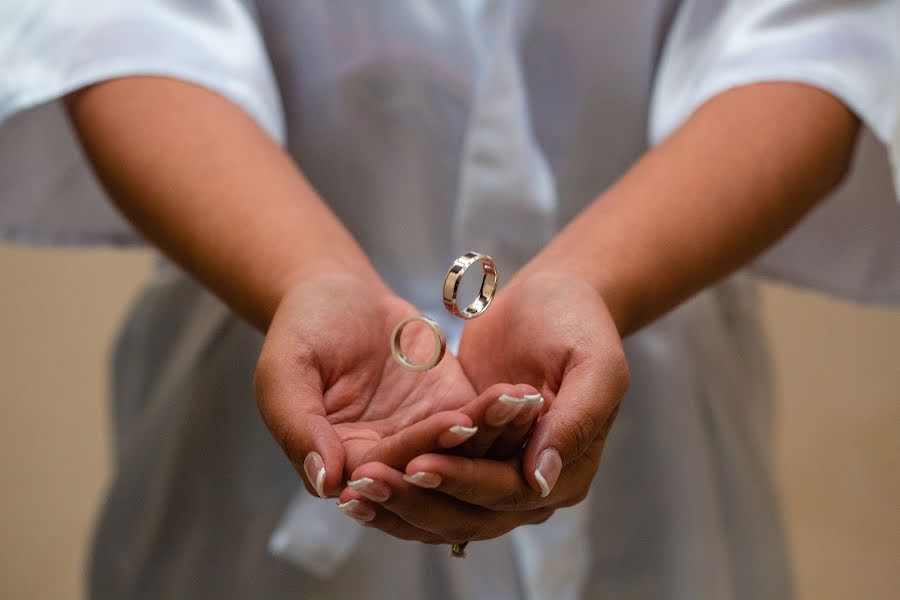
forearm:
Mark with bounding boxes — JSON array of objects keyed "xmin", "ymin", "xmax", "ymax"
[
  {"xmin": 66, "ymin": 76, "xmax": 383, "ymax": 331},
  {"xmin": 528, "ymin": 82, "xmax": 859, "ymax": 335}
]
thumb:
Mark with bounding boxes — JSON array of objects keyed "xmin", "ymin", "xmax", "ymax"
[
  {"xmin": 254, "ymin": 365, "xmax": 345, "ymax": 499},
  {"xmin": 521, "ymin": 361, "xmax": 625, "ymax": 497}
]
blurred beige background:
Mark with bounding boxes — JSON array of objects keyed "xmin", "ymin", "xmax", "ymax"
[{"xmin": 0, "ymin": 245, "xmax": 897, "ymax": 599}]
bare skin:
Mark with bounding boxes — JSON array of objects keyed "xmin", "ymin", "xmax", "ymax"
[
  {"xmin": 66, "ymin": 77, "xmax": 539, "ymax": 498},
  {"xmin": 257, "ymin": 274, "xmax": 541, "ymax": 495},
  {"xmin": 338, "ymin": 83, "xmax": 859, "ymax": 543},
  {"xmin": 68, "ymin": 77, "xmax": 859, "ymax": 544}
]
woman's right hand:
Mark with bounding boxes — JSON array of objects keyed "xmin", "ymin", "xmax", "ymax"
[{"xmin": 253, "ymin": 273, "xmax": 540, "ymax": 499}]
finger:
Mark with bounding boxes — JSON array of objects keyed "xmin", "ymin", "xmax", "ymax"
[
  {"xmin": 359, "ymin": 410, "xmax": 477, "ymax": 469},
  {"xmin": 486, "ymin": 391, "xmax": 547, "ymax": 459},
  {"xmin": 404, "ymin": 450, "xmax": 602, "ymax": 510},
  {"xmin": 336, "ymin": 491, "xmax": 447, "ymax": 544},
  {"xmin": 254, "ymin": 354, "xmax": 346, "ymax": 499},
  {"xmin": 346, "ymin": 462, "xmax": 554, "ymax": 543},
  {"xmin": 453, "ymin": 383, "xmax": 543, "ymax": 458},
  {"xmin": 406, "ymin": 453, "xmax": 539, "ymax": 509},
  {"xmin": 522, "ymin": 358, "xmax": 626, "ymax": 497}
]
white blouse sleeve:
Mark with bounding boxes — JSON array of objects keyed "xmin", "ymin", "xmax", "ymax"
[
  {"xmin": 0, "ymin": 0, "xmax": 284, "ymax": 245},
  {"xmin": 650, "ymin": 0, "xmax": 900, "ymax": 305}
]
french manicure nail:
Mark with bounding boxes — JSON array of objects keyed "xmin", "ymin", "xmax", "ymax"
[
  {"xmin": 439, "ymin": 425, "xmax": 478, "ymax": 447},
  {"xmin": 515, "ymin": 395, "xmax": 545, "ymax": 425},
  {"xmin": 450, "ymin": 425, "xmax": 478, "ymax": 436},
  {"xmin": 403, "ymin": 472, "xmax": 442, "ymax": 488},
  {"xmin": 534, "ymin": 448, "xmax": 562, "ymax": 498},
  {"xmin": 347, "ymin": 477, "xmax": 391, "ymax": 502},
  {"xmin": 336, "ymin": 499, "xmax": 376, "ymax": 522},
  {"xmin": 304, "ymin": 452, "xmax": 327, "ymax": 499},
  {"xmin": 485, "ymin": 395, "xmax": 526, "ymax": 427}
]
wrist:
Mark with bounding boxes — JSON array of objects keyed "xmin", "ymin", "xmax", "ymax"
[
  {"xmin": 517, "ymin": 250, "xmax": 632, "ymax": 335},
  {"xmin": 265, "ymin": 258, "xmax": 390, "ymax": 330}
]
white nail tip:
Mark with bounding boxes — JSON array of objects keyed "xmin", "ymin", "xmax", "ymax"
[
  {"xmin": 498, "ymin": 394, "xmax": 527, "ymax": 405},
  {"xmin": 535, "ymin": 468, "xmax": 551, "ymax": 498},
  {"xmin": 403, "ymin": 472, "xmax": 442, "ymax": 488},
  {"xmin": 336, "ymin": 499, "xmax": 360, "ymax": 510},
  {"xmin": 498, "ymin": 393, "xmax": 543, "ymax": 406},
  {"xmin": 315, "ymin": 467, "xmax": 326, "ymax": 499},
  {"xmin": 347, "ymin": 477, "xmax": 374, "ymax": 491},
  {"xmin": 449, "ymin": 425, "xmax": 478, "ymax": 436}
]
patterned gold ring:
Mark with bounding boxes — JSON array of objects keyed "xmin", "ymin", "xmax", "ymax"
[{"xmin": 442, "ymin": 252, "xmax": 499, "ymax": 319}]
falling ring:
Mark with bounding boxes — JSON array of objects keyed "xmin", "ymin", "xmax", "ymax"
[
  {"xmin": 442, "ymin": 252, "xmax": 499, "ymax": 319},
  {"xmin": 390, "ymin": 316, "xmax": 447, "ymax": 372}
]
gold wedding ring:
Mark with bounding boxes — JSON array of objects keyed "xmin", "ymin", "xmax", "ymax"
[
  {"xmin": 389, "ymin": 252, "xmax": 498, "ymax": 371},
  {"xmin": 442, "ymin": 252, "xmax": 499, "ymax": 319},
  {"xmin": 390, "ymin": 316, "xmax": 447, "ymax": 372}
]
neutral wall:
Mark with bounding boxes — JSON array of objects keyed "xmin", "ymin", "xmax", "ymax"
[{"xmin": 0, "ymin": 245, "xmax": 897, "ymax": 599}]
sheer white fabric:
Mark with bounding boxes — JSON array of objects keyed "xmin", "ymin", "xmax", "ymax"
[
  {"xmin": 0, "ymin": 1, "xmax": 897, "ymax": 598},
  {"xmin": 652, "ymin": 0, "xmax": 900, "ymax": 303},
  {"xmin": 0, "ymin": 0, "xmax": 283, "ymax": 244}
]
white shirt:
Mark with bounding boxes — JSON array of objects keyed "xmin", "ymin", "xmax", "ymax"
[{"xmin": 1, "ymin": 2, "xmax": 897, "ymax": 598}]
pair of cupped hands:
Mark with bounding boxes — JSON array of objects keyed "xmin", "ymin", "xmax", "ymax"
[{"xmin": 254, "ymin": 268, "xmax": 629, "ymax": 546}]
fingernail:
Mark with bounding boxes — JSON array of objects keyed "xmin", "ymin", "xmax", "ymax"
[
  {"xmin": 336, "ymin": 499, "xmax": 375, "ymax": 522},
  {"xmin": 514, "ymin": 394, "xmax": 544, "ymax": 425},
  {"xmin": 347, "ymin": 477, "xmax": 391, "ymax": 502},
  {"xmin": 439, "ymin": 425, "xmax": 478, "ymax": 447},
  {"xmin": 534, "ymin": 448, "xmax": 562, "ymax": 498},
  {"xmin": 485, "ymin": 394, "xmax": 527, "ymax": 427},
  {"xmin": 403, "ymin": 472, "xmax": 442, "ymax": 488},
  {"xmin": 304, "ymin": 452, "xmax": 327, "ymax": 499}
]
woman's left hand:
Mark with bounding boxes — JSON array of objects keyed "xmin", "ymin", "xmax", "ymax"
[{"xmin": 335, "ymin": 271, "xmax": 630, "ymax": 543}]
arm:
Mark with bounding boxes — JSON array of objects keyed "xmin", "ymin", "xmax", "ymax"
[
  {"xmin": 67, "ymin": 76, "xmax": 535, "ymax": 502},
  {"xmin": 66, "ymin": 76, "xmax": 383, "ymax": 331},
  {"xmin": 349, "ymin": 83, "xmax": 861, "ymax": 544},
  {"xmin": 532, "ymin": 82, "xmax": 859, "ymax": 335},
  {"xmin": 493, "ymin": 82, "xmax": 858, "ymax": 492}
]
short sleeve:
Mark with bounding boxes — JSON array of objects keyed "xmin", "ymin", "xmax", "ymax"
[
  {"xmin": 0, "ymin": 0, "xmax": 285, "ymax": 245},
  {"xmin": 650, "ymin": 0, "xmax": 900, "ymax": 305}
]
